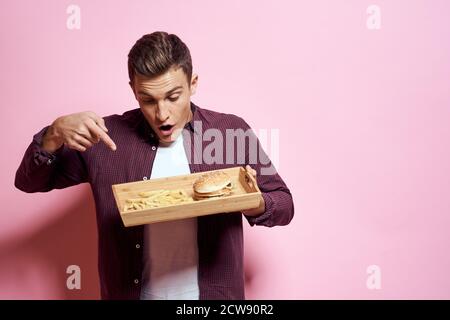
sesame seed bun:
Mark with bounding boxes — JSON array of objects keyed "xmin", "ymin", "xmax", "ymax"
[{"xmin": 193, "ymin": 171, "xmax": 233, "ymax": 200}]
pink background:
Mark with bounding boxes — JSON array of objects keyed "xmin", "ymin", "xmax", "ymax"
[{"xmin": 1, "ymin": 0, "xmax": 450, "ymax": 299}]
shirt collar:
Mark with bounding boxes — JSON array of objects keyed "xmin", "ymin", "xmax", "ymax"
[{"xmin": 184, "ymin": 101, "xmax": 198, "ymax": 132}]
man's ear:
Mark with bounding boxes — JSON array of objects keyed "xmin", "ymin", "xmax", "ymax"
[{"xmin": 190, "ymin": 74, "xmax": 198, "ymax": 96}]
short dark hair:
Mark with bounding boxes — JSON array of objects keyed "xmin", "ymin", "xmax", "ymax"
[{"xmin": 127, "ymin": 31, "xmax": 193, "ymax": 86}]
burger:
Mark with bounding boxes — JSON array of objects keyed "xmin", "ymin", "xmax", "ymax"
[{"xmin": 193, "ymin": 171, "xmax": 233, "ymax": 200}]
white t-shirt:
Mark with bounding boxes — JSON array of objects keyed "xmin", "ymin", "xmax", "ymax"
[{"xmin": 140, "ymin": 133, "xmax": 199, "ymax": 300}]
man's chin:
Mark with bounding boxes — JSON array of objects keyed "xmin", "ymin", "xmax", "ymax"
[{"xmin": 158, "ymin": 136, "xmax": 174, "ymax": 143}]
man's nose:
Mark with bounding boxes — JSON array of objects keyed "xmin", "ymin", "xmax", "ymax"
[{"xmin": 156, "ymin": 102, "xmax": 170, "ymax": 122}]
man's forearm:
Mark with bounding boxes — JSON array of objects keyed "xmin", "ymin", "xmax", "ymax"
[
  {"xmin": 15, "ymin": 134, "xmax": 57, "ymax": 193},
  {"xmin": 15, "ymin": 126, "xmax": 88, "ymax": 193}
]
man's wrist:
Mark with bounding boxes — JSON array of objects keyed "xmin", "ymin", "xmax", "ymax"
[
  {"xmin": 242, "ymin": 195, "xmax": 266, "ymax": 217},
  {"xmin": 41, "ymin": 125, "xmax": 63, "ymax": 153}
]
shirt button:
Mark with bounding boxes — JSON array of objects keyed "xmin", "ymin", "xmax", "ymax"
[
  {"xmin": 151, "ymin": 146, "xmax": 156, "ymax": 151},
  {"xmin": 134, "ymin": 279, "xmax": 139, "ymax": 284},
  {"xmin": 46, "ymin": 159, "xmax": 53, "ymax": 165},
  {"xmin": 143, "ymin": 176, "xmax": 148, "ymax": 180},
  {"xmin": 135, "ymin": 244, "xmax": 140, "ymax": 249}
]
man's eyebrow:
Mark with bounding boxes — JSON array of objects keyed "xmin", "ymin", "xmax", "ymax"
[{"xmin": 137, "ymin": 86, "xmax": 183, "ymax": 97}]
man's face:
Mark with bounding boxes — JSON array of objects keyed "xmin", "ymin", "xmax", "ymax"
[{"xmin": 130, "ymin": 66, "xmax": 198, "ymax": 143}]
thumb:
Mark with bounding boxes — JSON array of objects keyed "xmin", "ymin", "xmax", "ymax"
[
  {"xmin": 89, "ymin": 113, "xmax": 108, "ymax": 132},
  {"xmin": 97, "ymin": 118, "xmax": 109, "ymax": 132}
]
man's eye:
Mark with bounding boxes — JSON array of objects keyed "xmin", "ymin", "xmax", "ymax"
[
  {"xmin": 143, "ymin": 100, "xmax": 155, "ymax": 104},
  {"xmin": 168, "ymin": 96, "xmax": 180, "ymax": 102}
]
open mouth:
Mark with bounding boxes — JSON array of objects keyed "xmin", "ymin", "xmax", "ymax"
[{"xmin": 158, "ymin": 124, "xmax": 175, "ymax": 135}]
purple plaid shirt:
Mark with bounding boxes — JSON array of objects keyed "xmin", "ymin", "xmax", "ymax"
[{"xmin": 15, "ymin": 102, "xmax": 294, "ymax": 299}]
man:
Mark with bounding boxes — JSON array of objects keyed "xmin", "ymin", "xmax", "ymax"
[{"xmin": 15, "ymin": 31, "xmax": 294, "ymax": 300}]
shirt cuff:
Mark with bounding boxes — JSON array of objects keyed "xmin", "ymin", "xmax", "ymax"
[
  {"xmin": 32, "ymin": 126, "xmax": 64, "ymax": 166},
  {"xmin": 245, "ymin": 192, "xmax": 274, "ymax": 226}
]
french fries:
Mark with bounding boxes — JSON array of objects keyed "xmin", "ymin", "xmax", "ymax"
[{"xmin": 123, "ymin": 189, "xmax": 194, "ymax": 212}]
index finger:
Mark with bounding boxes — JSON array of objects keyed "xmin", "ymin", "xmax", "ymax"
[{"xmin": 85, "ymin": 121, "xmax": 117, "ymax": 151}]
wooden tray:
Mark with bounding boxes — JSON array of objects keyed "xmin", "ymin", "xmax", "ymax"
[{"xmin": 112, "ymin": 166, "xmax": 262, "ymax": 226}]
